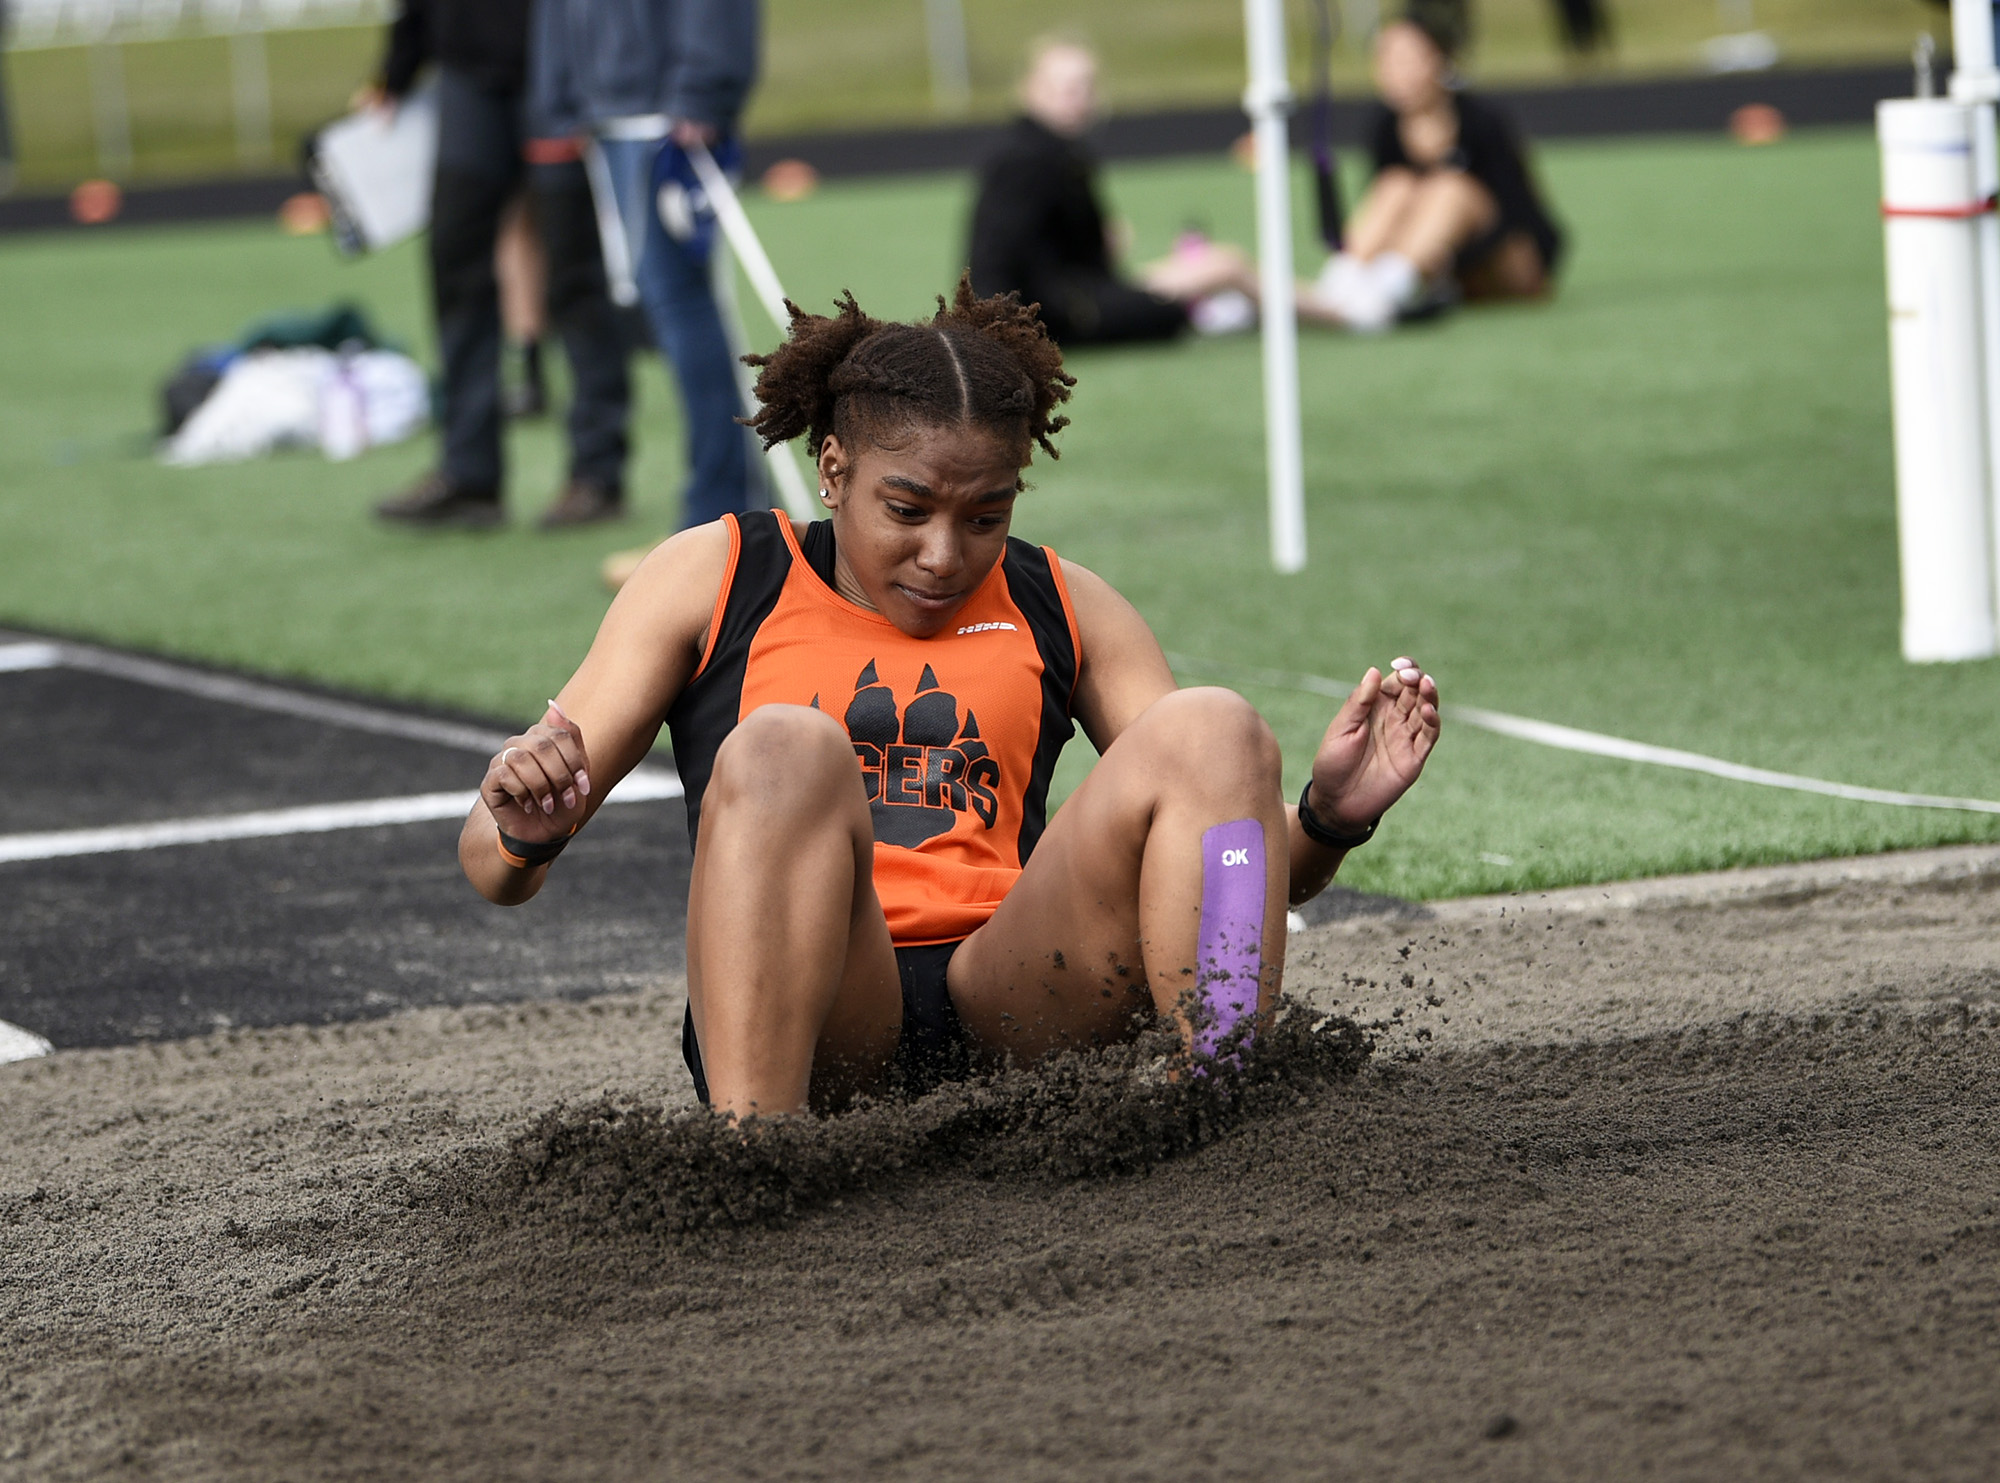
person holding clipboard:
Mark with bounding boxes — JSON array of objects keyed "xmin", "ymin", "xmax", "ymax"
[{"xmin": 365, "ymin": 0, "xmax": 635, "ymax": 530}]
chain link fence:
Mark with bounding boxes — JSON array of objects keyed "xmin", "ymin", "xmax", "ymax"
[
  {"xmin": 4, "ymin": 0, "xmax": 392, "ymax": 185},
  {"xmin": 10, "ymin": 0, "xmax": 389, "ymax": 48}
]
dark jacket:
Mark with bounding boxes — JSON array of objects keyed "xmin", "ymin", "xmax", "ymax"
[
  {"xmin": 379, "ymin": 0, "xmax": 533, "ymax": 98},
  {"xmin": 1367, "ymin": 92, "xmax": 1564, "ymax": 271},
  {"xmin": 530, "ymin": 0, "xmax": 759, "ymax": 138},
  {"xmin": 967, "ymin": 116, "xmax": 1115, "ymax": 309}
]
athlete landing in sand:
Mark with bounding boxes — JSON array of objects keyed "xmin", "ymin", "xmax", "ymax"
[{"xmin": 461, "ymin": 278, "xmax": 1440, "ymax": 1119}]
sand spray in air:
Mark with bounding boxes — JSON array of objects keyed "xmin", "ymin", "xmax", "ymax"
[
  {"xmin": 1194, "ymin": 819, "xmax": 1265, "ymax": 1061},
  {"xmin": 505, "ymin": 1000, "xmax": 1370, "ymax": 1236}
]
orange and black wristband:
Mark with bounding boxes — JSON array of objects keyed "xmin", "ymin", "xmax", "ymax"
[{"xmin": 497, "ymin": 824, "xmax": 577, "ymax": 869}]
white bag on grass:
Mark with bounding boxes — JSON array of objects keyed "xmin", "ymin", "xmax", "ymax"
[{"xmin": 161, "ymin": 349, "xmax": 428, "ymax": 466}]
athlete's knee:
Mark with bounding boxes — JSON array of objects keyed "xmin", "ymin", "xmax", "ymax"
[
  {"xmin": 708, "ymin": 704, "xmax": 863, "ymax": 817},
  {"xmin": 1139, "ymin": 687, "xmax": 1280, "ymax": 785},
  {"xmin": 1431, "ymin": 168, "xmax": 1498, "ymax": 220}
]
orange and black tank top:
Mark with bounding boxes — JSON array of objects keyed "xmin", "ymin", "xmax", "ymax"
[{"xmin": 666, "ymin": 512, "xmax": 1082, "ymax": 946}]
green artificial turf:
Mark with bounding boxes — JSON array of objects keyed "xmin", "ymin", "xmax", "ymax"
[{"xmin": 2, "ymin": 128, "xmax": 1996, "ymax": 900}]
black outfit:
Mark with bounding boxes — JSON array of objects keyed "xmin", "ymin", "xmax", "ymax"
[
  {"xmin": 968, "ymin": 116, "xmax": 1186, "ymax": 347},
  {"xmin": 1367, "ymin": 92, "xmax": 1564, "ymax": 280},
  {"xmin": 382, "ymin": 0, "xmax": 629, "ymax": 500}
]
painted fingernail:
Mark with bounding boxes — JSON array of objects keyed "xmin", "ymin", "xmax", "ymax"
[
  {"xmin": 576, "ymin": 770, "xmax": 590, "ymax": 796},
  {"xmin": 562, "ymin": 788, "xmax": 577, "ymax": 810}
]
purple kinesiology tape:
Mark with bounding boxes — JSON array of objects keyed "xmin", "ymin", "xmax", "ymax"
[{"xmin": 1194, "ymin": 818, "xmax": 1266, "ymax": 1060}]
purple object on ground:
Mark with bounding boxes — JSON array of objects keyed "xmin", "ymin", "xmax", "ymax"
[{"xmin": 1194, "ymin": 818, "xmax": 1265, "ymax": 1059}]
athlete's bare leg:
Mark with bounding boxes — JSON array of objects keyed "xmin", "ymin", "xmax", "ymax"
[
  {"xmin": 948, "ymin": 687, "xmax": 1289, "ymax": 1063},
  {"xmin": 495, "ymin": 192, "xmax": 548, "ymax": 345},
  {"xmin": 1342, "ymin": 167, "xmax": 1420, "ymax": 260},
  {"xmin": 1138, "ymin": 240, "xmax": 1260, "ymax": 303},
  {"xmin": 1378, "ymin": 170, "xmax": 1498, "ymax": 278},
  {"xmin": 1341, "ymin": 167, "xmax": 1496, "ymax": 277},
  {"xmin": 686, "ymin": 704, "xmax": 902, "ymax": 1118}
]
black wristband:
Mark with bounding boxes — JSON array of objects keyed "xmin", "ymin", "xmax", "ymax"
[
  {"xmin": 496, "ymin": 827, "xmax": 574, "ymax": 869},
  {"xmin": 1297, "ymin": 781, "xmax": 1377, "ymax": 850}
]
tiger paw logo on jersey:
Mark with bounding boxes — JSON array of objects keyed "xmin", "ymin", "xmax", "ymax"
[{"xmin": 823, "ymin": 660, "xmax": 1000, "ymax": 847}]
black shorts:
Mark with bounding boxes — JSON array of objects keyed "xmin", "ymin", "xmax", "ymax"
[
  {"xmin": 1451, "ymin": 220, "xmax": 1551, "ymax": 288},
  {"xmin": 681, "ymin": 940, "xmax": 972, "ymax": 1106}
]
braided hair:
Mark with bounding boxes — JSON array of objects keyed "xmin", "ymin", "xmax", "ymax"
[{"xmin": 744, "ymin": 273, "xmax": 1075, "ymax": 481}]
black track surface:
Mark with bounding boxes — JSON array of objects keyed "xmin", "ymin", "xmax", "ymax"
[
  {"xmin": 11, "ymin": 666, "xmax": 480, "ymax": 831},
  {"xmin": 0, "ymin": 637, "xmax": 1406, "ymax": 1053},
  {"xmin": 0, "ymin": 654, "xmax": 693, "ymax": 1052}
]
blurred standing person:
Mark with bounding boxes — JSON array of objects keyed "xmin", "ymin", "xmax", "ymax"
[
  {"xmin": 531, "ymin": 0, "xmax": 762, "ymax": 531},
  {"xmin": 369, "ymin": 0, "xmax": 636, "ymax": 529},
  {"xmin": 1300, "ymin": 10, "xmax": 1563, "ymax": 332},
  {"xmin": 1552, "ymin": 0, "xmax": 1612, "ymax": 58},
  {"xmin": 968, "ymin": 39, "xmax": 1260, "ymax": 345},
  {"xmin": 495, "ymin": 195, "xmax": 551, "ymax": 419}
]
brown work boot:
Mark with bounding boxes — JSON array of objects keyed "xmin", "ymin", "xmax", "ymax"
[
  {"xmin": 374, "ymin": 472, "xmax": 503, "ymax": 528},
  {"xmin": 536, "ymin": 477, "xmax": 626, "ymax": 530}
]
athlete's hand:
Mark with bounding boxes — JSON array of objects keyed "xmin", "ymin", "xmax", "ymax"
[
  {"xmin": 1308, "ymin": 658, "xmax": 1440, "ymax": 832},
  {"xmin": 670, "ymin": 117, "xmax": 719, "ymax": 148},
  {"xmin": 481, "ymin": 700, "xmax": 592, "ymax": 843}
]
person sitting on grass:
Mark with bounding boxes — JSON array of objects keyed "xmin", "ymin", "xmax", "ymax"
[
  {"xmin": 459, "ymin": 279, "xmax": 1441, "ymax": 1119},
  {"xmin": 1300, "ymin": 8, "xmax": 1564, "ymax": 333},
  {"xmin": 969, "ymin": 39, "xmax": 1263, "ymax": 344}
]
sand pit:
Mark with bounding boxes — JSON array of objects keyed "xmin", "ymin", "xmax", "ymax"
[{"xmin": 6, "ymin": 864, "xmax": 2000, "ymax": 1480}]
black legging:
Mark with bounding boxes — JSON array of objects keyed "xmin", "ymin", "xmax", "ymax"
[{"xmin": 430, "ymin": 66, "xmax": 629, "ymax": 494}]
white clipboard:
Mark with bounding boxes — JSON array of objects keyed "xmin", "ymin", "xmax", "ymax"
[{"xmin": 311, "ymin": 82, "xmax": 439, "ymax": 256}]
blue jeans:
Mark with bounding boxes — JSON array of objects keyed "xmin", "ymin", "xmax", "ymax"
[{"xmin": 597, "ymin": 135, "xmax": 755, "ymax": 528}]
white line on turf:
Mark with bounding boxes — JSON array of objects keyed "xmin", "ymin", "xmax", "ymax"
[
  {"xmin": 1164, "ymin": 653, "xmax": 2000, "ymax": 816},
  {"xmin": 0, "ymin": 769, "xmax": 684, "ymax": 864},
  {"xmin": 1448, "ymin": 705, "xmax": 2000, "ymax": 814},
  {"xmin": 0, "ymin": 1019, "xmax": 55, "ymax": 1063}
]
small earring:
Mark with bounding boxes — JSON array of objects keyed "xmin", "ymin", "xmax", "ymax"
[{"xmin": 819, "ymin": 487, "xmax": 834, "ymax": 505}]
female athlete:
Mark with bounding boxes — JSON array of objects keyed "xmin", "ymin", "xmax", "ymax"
[{"xmin": 460, "ymin": 281, "xmax": 1440, "ymax": 1119}]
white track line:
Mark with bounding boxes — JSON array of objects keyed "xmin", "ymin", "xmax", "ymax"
[
  {"xmin": 61, "ymin": 645, "xmax": 517, "ymax": 754},
  {"xmin": 0, "ymin": 636, "xmax": 517, "ymax": 754},
  {"xmin": 0, "ymin": 770, "xmax": 684, "ymax": 865},
  {"xmin": 1164, "ymin": 653, "xmax": 2000, "ymax": 816},
  {"xmin": 0, "ymin": 641, "xmax": 63, "ymax": 673},
  {"xmin": 0, "ymin": 1019, "xmax": 55, "ymax": 1064}
]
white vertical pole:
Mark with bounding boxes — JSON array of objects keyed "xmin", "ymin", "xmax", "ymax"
[
  {"xmin": 711, "ymin": 239, "xmax": 815, "ymax": 519},
  {"xmin": 88, "ymin": 39, "xmax": 133, "ymax": 176},
  {"xmin": 578, "ymin": 137, "xmax": 639, "ymax": 307},
  {"xmin": 230, "ymin": 27, "xmax": 274, "ymax": 167},
  {"xmin": 1879, "ymin": 98, "xmax": 1997, "ymax": 661},
  {"xmin": 1244, "ymin": 0, "xmax": 1307, "ymax": 573},
  {"xmin": 687, "ymin": 142, "xmax": 816, "ymax": 519},
  {"xmin": 1949, "ymin": 0, "xmax": 2000, "ymax": 625},
  {"xmin": 923, "ymin": 0, "xmax": 972, "ymax": 116}
]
